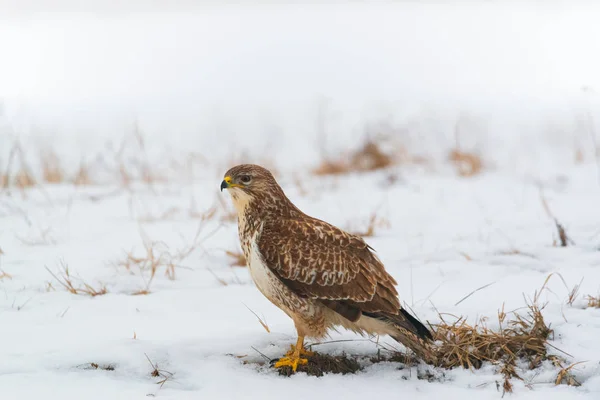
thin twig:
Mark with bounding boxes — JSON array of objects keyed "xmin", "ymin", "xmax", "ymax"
[{"xmin": 454, "ymin": 281, "xmax": 496, "ymax": 306}]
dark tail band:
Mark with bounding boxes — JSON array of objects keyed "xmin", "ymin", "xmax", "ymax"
[
  {"xmin": 364, "ymin": 307, "xmax": 433, "ymax": 341},
  {"xmin": 399, "ymin": 308, "xmax": 433, "ymax": 340}
]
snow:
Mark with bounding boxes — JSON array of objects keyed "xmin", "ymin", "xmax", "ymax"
[{"xmin": 1, "ymin": 1, "xmax": 600, "ymax": 399}]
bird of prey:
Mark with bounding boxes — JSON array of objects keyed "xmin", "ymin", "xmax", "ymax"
[{"xmin": 220, "ymin": 164, "xmax": 433, "ymax": 372}]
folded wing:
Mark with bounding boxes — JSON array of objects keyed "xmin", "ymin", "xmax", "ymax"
[{"xmin": 257, "ymin": 217, "xmax": 401, "ymax": 322}]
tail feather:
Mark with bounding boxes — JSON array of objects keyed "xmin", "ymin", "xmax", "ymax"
[
  {"xmin": 399, "ymin": 308, "xmax": 433, "ymax": 340},
  {"xmin": 364, "ymin": 307, "xmax": 437, "ymax": 363},
  {"xmin": 364, "ymin": 307, "xmax": 432, "ymax": 340}
]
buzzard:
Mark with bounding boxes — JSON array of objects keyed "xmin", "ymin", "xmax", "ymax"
[{"xmin": 221, "ymin": 164, "xmax": 433, "ymax": 372}]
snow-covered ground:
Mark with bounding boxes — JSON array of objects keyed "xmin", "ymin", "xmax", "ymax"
[
  {"xmin": 2, "ymin": 160, "xmax": 600, "ymax": 399},
  {"xmin": 2, "ymin": 2, "xmax": 600, "ymax": 399}
]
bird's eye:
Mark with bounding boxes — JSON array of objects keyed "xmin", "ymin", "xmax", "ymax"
[{"xmin": 240, "ymin": 175, "xmax": 252, "ymax": 184}]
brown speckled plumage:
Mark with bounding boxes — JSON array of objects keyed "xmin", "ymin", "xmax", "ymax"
[{"xmin": 221, "ymin": 164, "xmax": 432, "ymax": 360}]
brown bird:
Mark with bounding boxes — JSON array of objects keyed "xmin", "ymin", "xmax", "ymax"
[{"xmin": 221, "ymin": 164, "xmax": 433, "ymax": 372}]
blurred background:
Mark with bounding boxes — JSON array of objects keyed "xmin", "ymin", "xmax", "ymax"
[
  {"xmin": 2, "ymin": 5, "xmax": 600, "ymax": 393},
  {"xmin": 1, "ymin": 1, "xmax": 600, "ymax": 182}
]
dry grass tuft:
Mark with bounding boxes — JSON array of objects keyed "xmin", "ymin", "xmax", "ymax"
[
  {"xmin": 0, "ymin": 249, "xmax": 10, "ymax": 280},
  {"xmin": 270, "ymin": 299, "xmax": 581, "ymax": 387},
  {"xmin": 46, "ymin": 261, "xmax": 108, "ymax": 297},
  {"xmin": 553, "ymin": 220, "xmax": 573, "ymax": 247},
  {"xmin": 0, "ymin": 269, "xmax": 12, "ymax": 280},
  {"xmin": 4, "ymin": 144, "xmax": 93, "ymax": 187},
  {"xmin": 87, "ymin": 362, "xmax": 116, "ymax": 371},
  {"xmin": 72, "ymin": 162, "xmax": 92, "ymax": 186},
  {"xmin": 428, "ymin": 299, "xmax": 582, "ymax": 393},
  {"xmin": 226, "ymin": 250, "xmax": 246, "ymax": 267},
  {"xmin": 448, "ymin": 149, "xmax": 483, "ymax": 177},
  {"xmin": 554, "ymin": 361, "xmax": 584, "ymax": 387},
  {"xmin": 585, "ymin": 295, "xmax": 600, "ymax": 308},
  {"xmin": 40, "ymin": 150, "xmax": 65, "ymax": 183},
  {"xmin": 350, "ymin": 140, "xmax": 394, "ymax": 172},
  {"xmin": 312, "ymin": 159, "xmax": 350, "ymax": 176},
  {"xmin": 539, "ymin": 191, "xmax": 575, "ymax": 247},
  {"xmin": 145, "ymin": 353, "xmax": 174, "ymax": 389},
  {"xmin": 432, "ymin": 302, "xmax": 550, "ymax": 371},
  {"xmin": 449, "ymin": 119, "xmax": 484, "ymax": 177},
  {"xmin": 14, "ymin": 168, "xmax": 37, "ymax": 188},
  {"xmin": 116, "ymin": 230, "xmax": 201, "ymax": 293},
  {"xmin": 567, "ymin": 279, "xmax": 583, "ymax": 306},
  {"xmin": 2, "ymin": 142, "xmax": 37, "ymax": 191},
  {"xmin": 118, "ymin": 243, "xmax": 175, "ymax": 292},
  {"xmin": 313, "ymin": 139, "xmax": 395, "ymax": 176},
  {"xmin": 131, "ymin": 289, "xmax": 152, "ymax": 296},
  {"xmin": 269, "ymin": 278, "xmax": 581, "ymax": 388}
]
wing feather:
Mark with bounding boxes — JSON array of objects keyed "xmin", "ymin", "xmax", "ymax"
[{"xmin": 257, "ymin": 217, "xmax": 400, "ymax": 317}]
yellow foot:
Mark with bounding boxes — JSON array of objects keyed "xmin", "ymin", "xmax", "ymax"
[
  {"xmin": 274, "ymin": 355, "xmax": 309, "ymax": 372},
  {"xmin": 273, "ymin": 336, "xmax": 312, "ymax": 372},
  {"xmin": 284, "ymin": 344, "xmax": 314, "ymax": 358}
]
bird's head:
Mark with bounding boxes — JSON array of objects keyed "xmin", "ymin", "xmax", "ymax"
[{"xmin": 220, "ymin": 164, "xmax": 287, "ymax": 215}]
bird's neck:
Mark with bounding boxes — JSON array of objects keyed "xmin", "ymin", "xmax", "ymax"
[
  {"xmin": 231, "ymin": 191, "xmax": 302, "ymax": 244},
  {"xmin": 231, "ymin": 189, "xmax": 301, "ymax": 221}
]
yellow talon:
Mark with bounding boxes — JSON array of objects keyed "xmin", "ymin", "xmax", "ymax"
[
  {"xmin": 284, "ymin": 344, "xmax": 314, "ymax": 358},
  {"xmin": 274, "ymin": 355, "xmax": 309, "ymax": 372},
  {"xmin": 273, "ymin": 335, "xmax": 312, "ymax": 372}
]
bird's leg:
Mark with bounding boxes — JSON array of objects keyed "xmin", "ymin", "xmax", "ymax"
[
  {"xmin": 273, "ymin": 336, "xmax": 312, "ymax": 372},
  {"xmin": 287, "ymin": 335, "xmax": 314, "ymax": 357}
]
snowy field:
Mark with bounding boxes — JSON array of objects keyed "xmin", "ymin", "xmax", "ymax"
[{"xmin": 2, "ymin": 2, "xmax": 600, "ymax": 399}]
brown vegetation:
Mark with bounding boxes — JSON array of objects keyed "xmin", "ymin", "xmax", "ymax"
[
  {"xmin": 45, "ymin": 261, "xmax": 108, "ymax": 297},
  {"xmin": 586, "ymin": 295, "xmax": 600, "ymax": 308},
  {"xmin": 0, "ymin": 269, "xmax": 12, "ymax": 280},
  {"xmin": 72, "ymin": 162, "xmax": 92, "ymax": 186},
  {"xmin": 86, "ymin": 363, "xmax": 115, "ymax": 371},
  {"xmin": 276, "ymin": 352, "xmax": 361, "ymax": 377},
  {"xmin": 226, "ymin": 250, "xmax": 246, "ymax": 267},
  {"xmin": 271, "ymin": 291, "xmax": 581, "ymax": 392},
  {"xmin": 448, "ymin": 149, "xmax": 483, "ymax": 177},
  {"xmin": 41, "ymin": 150, "xmax": 65, "ymax": 184},
  {"xmin": 313, "ymin": 139, "xmax": 395, "ymax": 176},
  {"xmin": 115, "ymin": 229, "xmax": 202, "ymax": 293},
  {"xmin": 431, "ymin": 302, "xmax": 554, "ymax": 393},
  {"xmin": 145, "ymin": 353, "xmax": 174, "ymax": 389},
  {"xmin": 539, "ymin": 190, "xmax": 575, "ymax": 247},
  {"xmin": 2, "ymin": 142, "xmax": 36, "ymax": 191}
]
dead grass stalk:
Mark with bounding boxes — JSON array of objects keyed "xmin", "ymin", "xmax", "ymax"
[
  {"xmin": 429, "ymin": 299, "xmax": 579, "ymax": 393},
  {"xmin": 539, "ymin": 190, "xmax": 574, "ymax": 247},
  {"xmin": 144, "ymin": 353, "xmax": 174, "ymax": 389},
  {"xmin": 225, "ymin": 250, "xmax": 246, "ymax": 267},
  {"xmin": 449, "ymin": 121, "xmax": 484, "ymax": 177},
  {"xmin": 116, "ymin": 229, "xmax": 202, "ymax": 293},
  {"xmin": 45, "ymin": 261, "xmax": 107, "ymax": 297},
  {"xmin": 313, "ymin": 139, "xmax": 394, "ymax": 176},
  {"xmin": 586, "ymin": 295, "xmax": 600, "ymax": 308}
]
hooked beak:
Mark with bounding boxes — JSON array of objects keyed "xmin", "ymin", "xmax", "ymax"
[
  {"xmin": 221, "ymin": 176, "xmax": 243, "ymax": 191},
  {"xmin": 220, "ymin": 176, "xmax": 231, "ymax": 192}
]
